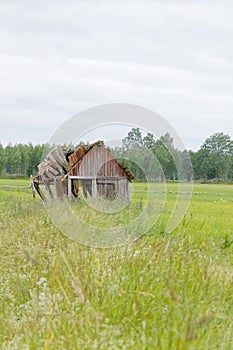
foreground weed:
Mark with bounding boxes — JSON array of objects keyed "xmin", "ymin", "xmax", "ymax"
[{"xmin": 0, "ymin": 181, "xmax": 233, "ymax": 349}]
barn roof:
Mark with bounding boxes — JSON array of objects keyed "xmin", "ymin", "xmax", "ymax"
[
  {"xmin": 67, "ymin": 140, "xmax": 104, "ymax": 168},
  {"xmin": 38, "ymin": 141, "xmax": 134, "ymax": 182}
]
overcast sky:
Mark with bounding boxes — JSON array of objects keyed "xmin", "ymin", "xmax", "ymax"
[{"xmin": 0, "ymin": 0, "xmax": 232, "ymax": 151}]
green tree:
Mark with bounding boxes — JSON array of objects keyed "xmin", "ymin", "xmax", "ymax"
[
  {"xmin": 200, "ymin": 132, "xmax": 233, "ymax": 179},
  {"xmin": 143, "ymin": 132, "xmax": 156, "ymax": 149},
  {"xmin": 27, "ymin": 144, "xmax": 45, "ymax": 176},
  {"xmin": 180, "ymin": 150, "xmax": 193, "ymax": 181},
  {"xmin": 159, "ymin": 133, "xmax": 174, "ymax": 150},
  {"xmin": 4, "ymin": 144, "xmax": 15, "ymax": 174},
  {"xmin": 0, "ymin": 143, "xmax": 5, "ymax": 176},
  {"xmin": 122, "ymin": 128, "xmax": 143, "ymax": 150},
  {"xmin": 153, "ymin": 134, "xmax": 178, "ymax": 180}
]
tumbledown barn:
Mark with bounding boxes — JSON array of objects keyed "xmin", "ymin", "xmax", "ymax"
[{"xmin": 31, "ymin": 141, "xmax": 134, "ymax": 202}]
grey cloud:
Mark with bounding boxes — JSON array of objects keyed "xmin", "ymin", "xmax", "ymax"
[{"xmin": 0, "ymin": 0, "xmax": 232, "ymax": 149}]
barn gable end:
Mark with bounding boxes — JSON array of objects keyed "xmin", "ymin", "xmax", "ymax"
[{"xmin": 71, "ymin": 145, "xmax": 127, "ymax": 178}]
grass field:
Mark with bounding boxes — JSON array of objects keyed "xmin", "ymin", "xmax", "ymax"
[{"xmin": 0, "ymin": 179, "xmax": 233, "ymax": 349}]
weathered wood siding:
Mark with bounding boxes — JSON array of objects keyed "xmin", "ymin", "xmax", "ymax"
[
  {"xmin": 71, "ymin": 145, "xmax": 129, "ymax": 201},
  {"xmin": 72, "ymin": 145, "xmax": 126, "ymax": 178}
]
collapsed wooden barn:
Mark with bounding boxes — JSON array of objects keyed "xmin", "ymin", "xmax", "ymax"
[{"xmin": 31, "ymin": 141, "xmax": 134, "ymax": 202}]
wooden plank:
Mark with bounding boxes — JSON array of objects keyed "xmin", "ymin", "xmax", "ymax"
[
  {"xmin": 38, "ymin": 160, "xmax": 49, "ymax": 175},
  {"xmin": 54, "ymin": 177, "xmax": 64, "ymax": 199},
  {"xmin": 62, "ymin": 177, "xmax": 68, "ymax": 196},
  {"xmin": 30, "ymin": 175, "xmax": 36, "ymax": 198},
  {"xmin": 50, "ymin": 145, "xmax": 69, "ymax": 172},
  {"xmin": 69, "ymin": 152, "xmax": 78, "ymax": 166},
  {"xmin": 33, "ymin": 181, "xmax": 46, "ymax": 201},
  {"xmin": 46, "ymin": 153, "xmax": 64, "ymax": 174},
  {"xmin": 61, "ymin": 159, "xmax": 82, "ymax": 182},
  {"xmin": 75, "ymin": 144, "xmax": 86, "ymax": 159},
  {"xmin": 50, "ymin": 146, "xmax": 66, "ymax": 164},
  {"xmin": 68, "ymin": 176, "xmax": 126, "ymax": 180},
  {"xmin": 68, "ymin": 178, "xmax": 72, "ymax": 198},
  {"xmin": 45, "ymin": 165, "xmax": 60, "ymax": 177},
  {"xmin": 44, "ymin": 181, "xmax": 54, "ymax": 199},
  {"xmin": 92, "ymin": 179, "xmax": 97, "ymax": 198}
]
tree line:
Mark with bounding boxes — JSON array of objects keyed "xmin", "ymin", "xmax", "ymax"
[
  {"xmin": 113, "ymin": 129, "xmax": 233, "ymax": 182},
  {"xmin": 0, "ymin": 143, "xmax": 46, "ymax": 177},
  {"xmin": 0, "ymin": 130, "xmax": 233, "ymax": 181}
]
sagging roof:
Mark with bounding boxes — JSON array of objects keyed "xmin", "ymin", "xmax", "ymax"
[{"xmin": 38, "ymin": 141, "xmax": 134, "ymax": 182}]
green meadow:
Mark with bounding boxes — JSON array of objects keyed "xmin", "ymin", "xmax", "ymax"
[{"xmin": 0, "ymin": 179, "xmax": 233, "ymax": 349}]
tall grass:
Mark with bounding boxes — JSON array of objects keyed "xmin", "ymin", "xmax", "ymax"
[{"xmin": 0, "ymin": 180, "xmax": 233, "ymax": 349}]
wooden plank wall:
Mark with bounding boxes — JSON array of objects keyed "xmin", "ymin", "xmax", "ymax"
[
  {"xmin": 71, "ymin": 145, "xmax": 130, "ymax": 201},
  {"xmin": 73, "ymin": 145, "xmax": 126, "ymax": 178}
]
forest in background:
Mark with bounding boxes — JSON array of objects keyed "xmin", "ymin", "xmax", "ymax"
[{"xmin": 0, "ymin": 130, "xmax": 233, "ymax": 182}]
